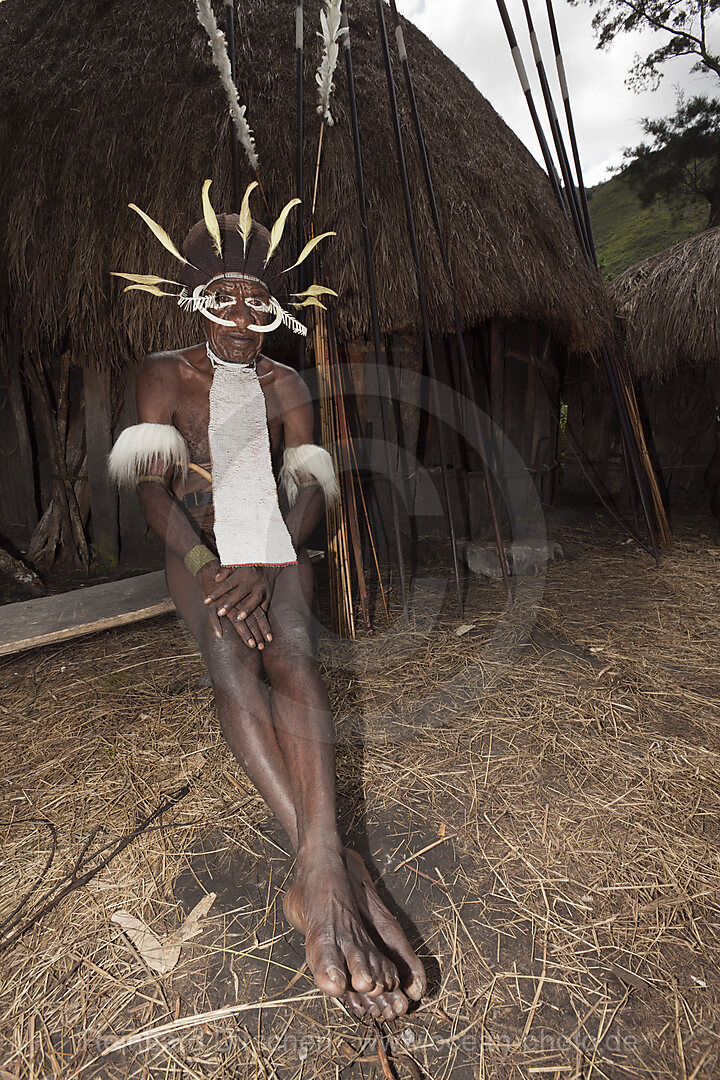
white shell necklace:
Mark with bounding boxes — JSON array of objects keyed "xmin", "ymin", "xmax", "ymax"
[{"xmin": 206, "ymin": 342, "xmax": 257, "ymax": 372}]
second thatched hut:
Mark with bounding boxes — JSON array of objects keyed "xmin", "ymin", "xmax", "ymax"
[{"xmin": 564, "ymin": 229, "xmax": 719, "ymax": 513}]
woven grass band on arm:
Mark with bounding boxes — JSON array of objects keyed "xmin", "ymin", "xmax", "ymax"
[
  {"xmin": 137, "ymin": 474, "xmax": 169, "ymax": 487},
  {"xmin": 184, "ymin": 544, "xmax": 217, "ymax": 577}
]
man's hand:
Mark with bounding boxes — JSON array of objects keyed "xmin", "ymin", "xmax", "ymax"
[
  {"xmin": 202, "ymin": 564, "xmax": 279, "ymax": 648},
  {"xmin": 196, "ymin": 559, "xmax": 225, "ymax": 638}
]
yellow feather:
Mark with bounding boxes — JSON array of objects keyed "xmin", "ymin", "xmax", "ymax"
[
  {"xmin": 265, "ymin": 198, "xmax": 301, "ymax": 265},
  {"xmin": 122, "ymin": 284, "xmax": 173, "ymax": 297},
  {"xmin": 237, "ymin": 181, "xmax": 259, "ymax": 255},
  {"xmin": 201, "ymin": 179, "xmax": 223, "ymax": 258},
  {"xmin": 290, "ymin": 297, "xmax": 328, "ymax": 310},
  {"xmin": 111, "ymin": 273, "xmax": 181, "ymax": 286},
  {"xmin": 282, "ymin": 232, "xmax": 336, "ymax": 273},
  {"xmin": 291, "ymin": 284, "xmax": 339, "ymax": 299},
  {"xmin": 128, "ymin": 204, "xmax": 188, "ymax": 264}
]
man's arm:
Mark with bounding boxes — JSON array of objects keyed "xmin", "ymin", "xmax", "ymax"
[
  {"xmin": 280, "ymin": 372, "xmax": 329, "ymax": 550},
  {"xmin": 132, "ymin": 355, "xmax": 225, "ymax": 636}
]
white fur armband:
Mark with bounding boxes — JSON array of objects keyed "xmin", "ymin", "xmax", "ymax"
[
  {"xmin": 279, "ymin": 444, "xmax": 339, "ymax": 507},
  {"xmin": 108, "ymin": 423, "xmax": 189, "ymax": 487}
]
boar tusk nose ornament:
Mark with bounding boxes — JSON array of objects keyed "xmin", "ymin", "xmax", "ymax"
[{"xmin": 247, "ymin": 297, "xmax": 284, "ymax": 334}]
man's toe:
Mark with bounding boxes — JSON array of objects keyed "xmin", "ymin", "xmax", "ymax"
[
  {"xmin": 346, "ymin": 990, "xmax": 367, "ymax": 1017},
  {"xmin": 379, "ymin": 955, "xmax": 400, "ymax": 992},
  {"xmin": 388, "ymin": 988, "xmax": 409, "ymax": 1015},
  {"xmin": 405, "ymin": 967, "xmax": 427, "ymax": 1001},
  {"xmin": 311, "ymin": 949, "xmax": 348, "ymax": 996},
  {"xmin": 345, "ymin": 948, "xmax": 378, "ymax": 994}
]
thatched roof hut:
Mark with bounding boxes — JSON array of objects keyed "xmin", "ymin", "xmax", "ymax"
[
  {"xmin": 609, "ymin": 228, "xmax": 720, "ymax": 378},
  {"xmin": 565, "ymin": 229, "xmax": 720, "ymax": 510},
  {"xmin": 0, "ymin": 0, "xmax": 609, "ymax": 370}
]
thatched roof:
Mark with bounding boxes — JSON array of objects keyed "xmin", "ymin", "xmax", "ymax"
[
  {"xmin": 0, "ymin": 0, "xmax": 609, "ymax": 369},
  {"xmin": 609, "ymin": 228, "xmax": 720, "ymax": 379}
]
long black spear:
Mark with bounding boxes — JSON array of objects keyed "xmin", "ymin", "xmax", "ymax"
[
  {"xmin": 224, "ymin": 1, "xmax": 242, "ymax": 212},
  {"xmin": 374, "ymin": 0, "xmax": 464, "ymax": 617},
  {"xmin": 340, "ymin": 3, "xmax": 409, "ymax": 622},
  {"xmin": 495, "ymin": 0, "xmax": 564, "ymax": 204},
  {"xmin": 537, "ymin": 0, "xmax": 670, "ymax": 547},
  {"xmin": 544, "ymin": 0, "xmax": 594, "ymax": 251},
  {"xmin": 494, "ymin": 0, "xmax": 666, "ymax": 559},
  {"xmin": 518, "ymin": 0, "xmax": 590, "ymax": 256},
  {"xmin": 387, "ymin": 0, "xmax": 511, "ymax": 599},
  {"xmin": 527, "ymin": 2, "xmax": 669, "ymax": 551},
  {"xmin": 296, "ymin": 0, "xmax": 307, "ymax": 372}
]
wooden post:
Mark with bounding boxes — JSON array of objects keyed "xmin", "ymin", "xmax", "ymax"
[
  {"xmin": 489, "ymin": 319, "xmax": 505, "ymax": 494},
  {"xmin": 5, "ymin": 333, "xmax": 38, "ymax": 537},
  {"xmin": 25, "ymin": 354, "xmax": 89, "ymax": 570},
  {"xmin": 83, "ymin": 364, "xmax": 118, "ymax": 566}
]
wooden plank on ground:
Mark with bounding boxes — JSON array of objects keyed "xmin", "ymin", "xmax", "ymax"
[{"xmin": 0, "ymin": 571, "xmax": 174, "ymax": 657}]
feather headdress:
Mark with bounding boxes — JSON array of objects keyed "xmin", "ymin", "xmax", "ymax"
[
  {"xmin": 194, "ymin": 0, "xmax": 259, "ymax": 172},
  {"xmin": 316, "ymin": 0, "xmax": 347, "ymax": 126},
  {"xmin": 113, "ymin": 181, "xmax": 337, "ymax": 339}
]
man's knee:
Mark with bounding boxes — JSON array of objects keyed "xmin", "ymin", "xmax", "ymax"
[
  {"xmin": 204, "ymin": 638, "xmax": 264, "ymax": 701},
  {"xmin": 262, "ymin": 629, "xmax": 318, "ymax": 689}
]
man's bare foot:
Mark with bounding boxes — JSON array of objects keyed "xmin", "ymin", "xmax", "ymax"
[
  {"xmin": 345, "ymin": 849, "xmax": 426, "ymax": 1019},
  {"xmin": 283, "ymin": 844, "xmax": 408, "ymax": 1017}
]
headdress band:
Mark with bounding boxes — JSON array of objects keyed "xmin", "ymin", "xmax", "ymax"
[{"xmin": 202, "ymin": 272, "xmax": 270, "ymax": 292}]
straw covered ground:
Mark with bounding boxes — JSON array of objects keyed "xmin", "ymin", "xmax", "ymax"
[{"xmin": 1, "ymin": 509, "xmax": 719, "ymax": 1079}]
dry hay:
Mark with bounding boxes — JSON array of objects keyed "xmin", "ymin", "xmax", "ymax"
[
  {"xmin": 1, "ymin": 511, "xmax": 720, "ymax": 1079},
  {"xmin": 609, "ymin": 228, "xmax": 720, "ymax": 379}
]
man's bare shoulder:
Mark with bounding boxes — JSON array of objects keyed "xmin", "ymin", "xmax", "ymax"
[
  {"xmin": 139, "ymin": 347, "xmax": 189, "ymax": 379},
  {"xmin": 263, "ymin": 357, "xmax": 311, "ymax": 405},
  {"xmin": 138, "ymin": 347, "xmax": 205, "ymax": 390}
]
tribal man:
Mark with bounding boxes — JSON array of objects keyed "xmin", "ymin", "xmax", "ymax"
[{"xmin": 109, "ymin": 188, "xmax": 426, "ymax": 1021}]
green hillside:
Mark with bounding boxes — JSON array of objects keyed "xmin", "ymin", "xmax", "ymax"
[{"xmin": 587, "ymin": 174, "xmax": 708, "ymax": 279}]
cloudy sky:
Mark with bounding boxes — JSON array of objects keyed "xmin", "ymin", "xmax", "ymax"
[{"xmin": 395, "ymin": 0, "xmax": 718, "ymax": 186}]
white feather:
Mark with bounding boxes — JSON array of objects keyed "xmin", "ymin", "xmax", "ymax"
[
  {"xmin": 108, "ymin": 424, "xmax": 189, "ymax": 487},
  {"xmin": 194, "ymin": 0, "xmax": 259, "ymax": 171},
  {"xmin": 280, "ymin": 444, "xmax": 339, "ymax": 506},
  {"xmin": 315, "ymin": 0, "xmax": 347, "ymax": 126}
]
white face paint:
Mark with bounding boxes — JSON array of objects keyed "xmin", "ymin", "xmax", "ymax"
[
  {"xmin": 191, "ymin": 282, "xmax": 234, "ymax": 325},
  {"xmin": 188, "ymin": 283, "xmax": 275, "ymax": 327},
  {"xmin": 183, "ymin": 276, "xmax": 307, "ymax": 339}
]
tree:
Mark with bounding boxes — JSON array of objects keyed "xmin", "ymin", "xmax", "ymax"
[
  {"xmin": 622, "ymin": 94, "xmax": 720, "ymax": 224},
  {"xmin": 574, "ymin": 1, "xmax": 720, "ymax": 224},
  {"xmin": 575, "ymin": 0, "xmax": 720, "ymax": 88}
]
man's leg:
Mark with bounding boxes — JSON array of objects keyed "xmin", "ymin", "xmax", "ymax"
[
  {"xmin": 167, "ymin": 552, "xmax": 298, "ymax": 842},
  {"xmin": 167, "ymin": 553, "xmax": 425, "ymax": 1015},
  {"xmin": 261, "ymin": 557, "xmax": 425, "ymax": 1010}
]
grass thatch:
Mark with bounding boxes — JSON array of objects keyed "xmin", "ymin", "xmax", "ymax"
[
  {"xmin": 609, "ymin": 227, "xmax": 720, "ymax": 379},
  {"xmin": 1, "ymin": 509, "xmax": 719, "ymax": 1078},
  {"xmin": 0, "ymin": 0, "xmax": 610, "ymax": 370}
]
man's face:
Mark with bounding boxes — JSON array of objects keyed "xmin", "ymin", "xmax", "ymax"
[{"xmin": 201, "ymin": 278, "xmax": 272, "ymax": 364}]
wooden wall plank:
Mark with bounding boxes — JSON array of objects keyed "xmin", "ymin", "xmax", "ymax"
[
  {"xmin": 4, "ymin": 335, "xmax": 38, "ymax": 538},
  {"xmin": 84, "ymin": 365, "xmax": 119, "ymax": 564}
]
